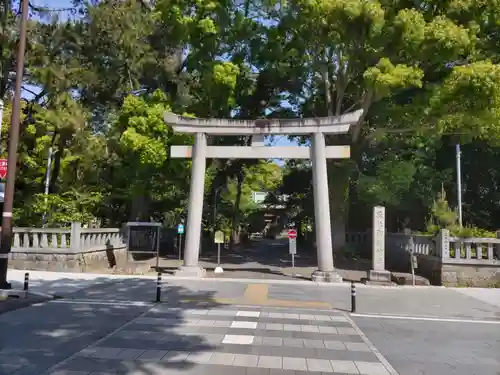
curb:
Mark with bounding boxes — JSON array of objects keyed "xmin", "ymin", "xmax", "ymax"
[
  {"xmin": 6, "ymin": 268, "xmax": 448, "ymax": 289},
  {"xmin": 0, "ymin": 289, "xmax": 60, "ymax": 299},
  {"xmin": 0, "ymin": 289, "xmax": 27, "ymax": 299}
]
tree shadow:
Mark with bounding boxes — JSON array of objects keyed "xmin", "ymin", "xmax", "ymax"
[
  {"xmin": 158, "ymin": 237, "xmax": 379, "ymax": 282},
  {"xmin": 124, "ymin": 231, "xmax": 430, "ymax": 283},
  {"xmin": 0, "ymin": 277, "xmax": 224, "ymax": 374},
  {"xmin": 160, "ymin": 237, "xmax": 320, "ymax": 279},
  {"xmin": 7, "ymin": 272, "xmax": 146, "ymax": 298}
]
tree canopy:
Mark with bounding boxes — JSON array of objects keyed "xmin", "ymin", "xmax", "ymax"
[{"xmin": 1, "ymin": 0, "xmax": 500, "ymax": 244}]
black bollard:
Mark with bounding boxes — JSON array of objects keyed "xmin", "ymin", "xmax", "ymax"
[
  {"xmin": 156, "ymin": 272, "xmax": 162, "ymax": 302},
  {"xmin": 350, "ymin": 282, "xmax": 356, "ymax": 313},
  {"xmin": 23, "ymin": 272, "xmax": 29, "ymax": 292}
]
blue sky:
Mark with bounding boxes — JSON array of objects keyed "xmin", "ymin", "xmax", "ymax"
[{"xmin": 35, "ymin": 0, "xmax": 75, "ymax": 18}]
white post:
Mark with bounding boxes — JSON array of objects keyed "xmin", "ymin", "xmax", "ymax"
[
  {"xmin": 174, "ymin": 132, "xmax": 207, "ymax": 277},
  {"xmin": 456, "ymin": 144, "xmax": 463, "ymax": 228},
  {"xmin": 42, "ymin": 147, "xmax": 53, "ymax": 227},
  {"xmin": 437, "ymin": 229, "xmax": 450, "ymax": 259}
]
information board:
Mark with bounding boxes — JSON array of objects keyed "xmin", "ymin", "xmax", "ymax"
[
  {"xmin": 214, "ymin": 230, "xmax": 224, "ymax": 244},
  {"xmin": 126, "ymin": 222, "xmax": 162, "ymax": 266}
]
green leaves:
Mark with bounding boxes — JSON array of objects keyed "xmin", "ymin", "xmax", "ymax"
[
  {"xmin": 212, "ymin": 62, "xmax": 240, "ymax": 90},
  {"xmin": 357, "ymin": 159, "xmax": 417, "ymax": 206},
  {"xmin": 198, "ymin": 17, "xmax": 217, "ymax": 34},
  {"xmin": 424, "ymin": 16, "xmax": 475, "ymax": 63},
  {"xmin": 364, "ymin": 58, "xmax": 423, "ymax": 100},
  {"xmin": 15, "ymin": 191, "xmax": 102, "ymax": 228},
  {"xmin": 7, "ymin": 0, "xmax": 500, "ymax": 233},
  {"xmin": 116, "ymin": 90, "xmax": 193, "ymax": 169},
  {"xmin": 430, "ymin": 61, "xmax": 500, "ymax": 140},
  {"xmin": 314, "ymin": 0, "xmax": 385, "ymax": 36}
]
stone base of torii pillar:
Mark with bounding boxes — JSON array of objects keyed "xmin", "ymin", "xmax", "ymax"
[
  {"xmin": 174, "ymin": 265, "xmax": 206, "ymax": 278},
  {"xmin": 311, "ymin": 270, "xmax": 343, "ymax": 283}
]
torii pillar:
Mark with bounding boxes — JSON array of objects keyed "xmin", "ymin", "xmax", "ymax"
[{"xmin": 165, "ymin": 111, "xmax": 362, "ymax": 282}]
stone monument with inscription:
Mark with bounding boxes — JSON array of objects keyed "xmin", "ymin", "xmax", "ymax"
[{"xmin": 367, "ymin": 206, "xmax": 392, "ymax": 284}]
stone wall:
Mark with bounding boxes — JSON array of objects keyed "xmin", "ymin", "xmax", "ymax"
[
  {"xmin": 440, "ymin": 262, "xmax": 500, "ymax": 287},
  {"xmin": 415, "ymin": 255, "xmax": 500, "ymax": 287},
  {"xmin": 8, "ymin": 247, "xmax": 129, "ymax": 273}
]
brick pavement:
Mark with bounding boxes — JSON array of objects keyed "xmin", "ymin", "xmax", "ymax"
[{"xmin": 47, "ymin": 305, "xmax": 397, "ymax": 375}]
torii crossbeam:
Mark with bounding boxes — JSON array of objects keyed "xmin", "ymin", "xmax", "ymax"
[{"xmin": 165, "ymin": 110, "xmax": 363, "ymax": 282}]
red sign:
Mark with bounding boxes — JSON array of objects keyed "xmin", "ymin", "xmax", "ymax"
[
  {"xmin": 0, "ymin": 159, "xmax": 7, "ymax": 180},
  {"xmin": 288, "ymin": 229, "xmax": 297, "ymax": 239}
]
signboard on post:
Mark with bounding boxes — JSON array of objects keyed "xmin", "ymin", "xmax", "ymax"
[
  {"xmin": 289, "ymin": 238, "xmax": 297, "ymax": 255},
  {"xmin": 404, "ymin": 227, "xmax": 418, "ymax": 285},
  {"xmin": 0, "ymin": 159, "xmax": 7, "ymax": 179},
  {"xmin": 288, "ymin": 228, "xmax": 297, "ymax": 269},
  {"xmin": 214, "ymin": 230, "xmax": 224, "ymax": 244},
  {"xmin": 214, "ymin": 230, "xmax": 224, "ymax": 274},
  {"xmin": 177, "ymin": 223, "xmax": 184, "ymax": 260}
]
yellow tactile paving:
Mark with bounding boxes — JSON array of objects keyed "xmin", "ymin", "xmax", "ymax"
[
  {"xmin": 179, "ymin": 282, "xmax": 332, "ymax": 309},
  {"xmin": 243, "ymin": 284, "xmax": 268, "ymax": 304}
]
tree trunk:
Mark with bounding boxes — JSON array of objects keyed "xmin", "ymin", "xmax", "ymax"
[
  {"xmin": 129, "ymin": 194, "xmax": 149, "ymax": 221},
  {"xmin": 230, "ymin": 173, "xmax": 244, "ymax": 248},
  {"xmin": 327, "ymin": 162, "xmax": 350, "ymax": 256},
  {"xmin": 322, "ymin": 55, "xmax": 350, "ymax": 256},
  {"xmin": 49, "ymin": 133, "xmax": 63, "ymax": 194}
]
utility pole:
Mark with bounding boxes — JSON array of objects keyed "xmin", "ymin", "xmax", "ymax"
[
  {"xmin": 0, "ymin": 0, "xmax": 29, "ymax": 289},
  {"xmin": 42, "ymin": 147, "xmax": 55, "ymax": 227},
  {"xmin": 212, "ymin": 186, "xmax": 221, "ymax": 252},
  {"xmin": 0, "ymin": 99, "xmax": 4, "ymax": 143},
  {"xmin": 456, "ymin": 144, "xmax": 463, "ymax": 228}
]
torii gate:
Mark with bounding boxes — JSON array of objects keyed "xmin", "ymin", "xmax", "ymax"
[{"xmin": 165, "ymin": 110, "xmax": 362, "ymax": 282}]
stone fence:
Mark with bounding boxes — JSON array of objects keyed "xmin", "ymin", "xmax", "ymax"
[
  {"xmin": 5, "ymin": 222, "xmax": 129, "ymax": 272},
  {"xmin": 346, "ymin": 230, "xmax": 500, "ymax": 286}
]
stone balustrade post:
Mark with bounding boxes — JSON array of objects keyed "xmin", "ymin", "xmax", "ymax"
[
  {"xmin": 70, "ymin": 222, "xmax": 82, "ymax": 251},
  {"xmin": 496, "ymin": 231, "xmax": 500, "ymax": 259},
  {"xmin": 436, "ymin": 229, "xmax": 450, "ymax": 259}
]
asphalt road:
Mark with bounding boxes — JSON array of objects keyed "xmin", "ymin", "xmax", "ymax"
[{"xmin": 1, "ymin": 270, "xmax": 499, "ymax": 375}]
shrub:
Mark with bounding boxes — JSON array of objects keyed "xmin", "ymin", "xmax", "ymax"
[{"xmin": 423, "ymin": 186, "xmax": 496, "ymax": 238}]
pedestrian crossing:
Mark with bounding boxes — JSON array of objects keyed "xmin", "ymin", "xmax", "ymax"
[{"xmin": 48, "ymin": 305, "xmax": 398, "ymax": 375}]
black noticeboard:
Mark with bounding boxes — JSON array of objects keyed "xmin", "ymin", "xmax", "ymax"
[{"xmin": 126, "ymin": 222, "xmax": 162, "ymax": 267}]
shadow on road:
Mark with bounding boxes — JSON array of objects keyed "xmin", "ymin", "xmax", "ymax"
[
  {"xmin": 0, "ymin": 277, "xmax": 223, "ymax": 375},
  {"xmin": 158, "ymin": 238, "xmax": 319, "ymax": 280}
]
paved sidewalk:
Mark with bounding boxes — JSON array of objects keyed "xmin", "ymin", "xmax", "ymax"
[
  {"xmin": 6, "ymin": 269, "xmax": 126, "ymax": 297},
  {"xmin": 451, "ymin": 287, "xmax": 500, "ymax": 308},
  {"xmin": 7, "ymin": 269, "xmax": 500, "ymax": 320}
]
